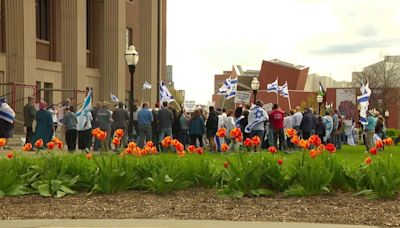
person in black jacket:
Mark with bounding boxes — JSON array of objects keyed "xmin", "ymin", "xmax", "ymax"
[
  {"xmin": 315, "ymin": 116, "xmax": 326, "ymax": 143},
  {"xmin": 300, "ymin": 107, "xmax": 313, "ymax": 139},
  {"xmin": 206, "ymin": 106, "xmax": 218, "ymax": 152}
]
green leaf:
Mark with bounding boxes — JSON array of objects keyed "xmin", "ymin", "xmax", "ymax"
[
  {"xmin": 250, "ymin": 188, "xmax": 275, "ymax": 197},
  {"xmin": 55, "ymin": 190, "xmax": 66, "ymax": 198},
  {"xmin": 231, "ymin": 190, "xmax": 244, "ymax": 198},
  {"xmin": 164, "ymin": 175, "xmax": 173, "ymax": 183},
  {"xmin": 59, "ymin": 185, "xmax": 76, "ymax": 195},
  {"xmin": 38, "ymin": 184, "xmax": 52, "ymax": 197}
]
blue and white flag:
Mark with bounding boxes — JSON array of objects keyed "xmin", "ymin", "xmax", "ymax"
[
  {"xmin": 357, "ymin": 82, "xmax": 371, "ymax": 125},
  {"xmin": 160, "ymin": 81, "xmax": 174, "ymax": 103},
  {"xmin": 279, "ymin": 81, "xmax": 289, "ymax": 98},
  {"xmin": 218, "ymin": 77, "xmax": 238, "ymax": 99},
  {"xmin": 218, "ymin": 78, "xmax": 232, "ymax": 94},
  {"xmin": 77, "ymin": 90, "xmax": 92, "ymax": 131},
  {"xmin": 143, "ymin": 81, "xmax": 152, "ymax": 90},
  {"xmin": 225, "ymin": 78, "xmax": 237, "ymax": 100},
  {"xmin": 0, "ymin": 101, "xmax": 15, "ymax": 124},
  {"xmin": 245, "ymin": 105, "xmax": 268, "ymax": 133},
  {"xmin": 266, "ymin": 78, "xmax": 279, "ymax": 93},
  {"xmin": 110, "ymin": 92, "xmax": 119, "ymax": 103}
]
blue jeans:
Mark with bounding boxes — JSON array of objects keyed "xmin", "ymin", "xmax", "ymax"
[{"xmin": 159, "ymin": 127, "xmax": 173, "ymax": 142}]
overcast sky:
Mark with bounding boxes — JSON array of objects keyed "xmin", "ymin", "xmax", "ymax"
[{"xmin": 167, "ymin": 0, "xmax": 400, "ymax": 104}]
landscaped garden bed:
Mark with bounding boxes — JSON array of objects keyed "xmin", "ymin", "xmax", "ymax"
[{"xmin": 0, "ymin": 128, "xmax": 399, "ymax": 226}]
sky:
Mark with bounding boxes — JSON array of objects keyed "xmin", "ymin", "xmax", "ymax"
[{"xmin": 167, "ymin": 0, "xmax": 400, "ymax": 104}]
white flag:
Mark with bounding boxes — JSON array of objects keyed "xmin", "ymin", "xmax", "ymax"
[
  {"xmin": 357, "ymin": 82, "xmax": 371, "ymax": 125},
  {"xmin": 160, "ymin": 81, "xmax": 174, "ymax": 103},
  {"xmin": 266, "ymin": 78, "xmax": 279, "ymax": 93},
  {"xmin": 245, "ymin": 105, "xmax": 268, "ymax": 133},
  {"xmin": 279, "ymin": 81, "xmax": 289, "ymax": 98},
  {"xmin": 143, "ymin": 81, "xmax": 152, "ymax": 90},
  {"xmin": 77, "ymin": 90, "xmax": 92, "ymax": 131},
  {"xmin": 110, "ymin": 92, "xmax": 119, "ymax": 103}
]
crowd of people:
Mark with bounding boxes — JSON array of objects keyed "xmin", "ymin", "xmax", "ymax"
[{"xmin": 0, "ymin": 95, "xmax": 390, "ymax": 153}]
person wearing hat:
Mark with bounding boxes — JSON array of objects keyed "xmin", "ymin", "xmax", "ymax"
[
  {"xmin": 364, "ymin": 110, "xmax": 377, "ymax": 151},
  {"xmin": 0, "ymin": 97, "xmax": 15, "ymax": 149},
  {"xmin": 32, "ymin": 101, "xmax": 54, "ymax": 147}
]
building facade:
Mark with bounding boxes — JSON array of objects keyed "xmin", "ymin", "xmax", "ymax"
[{"xmin": 0, "ymin": 0, "xmax": 166, "ymax": 115}]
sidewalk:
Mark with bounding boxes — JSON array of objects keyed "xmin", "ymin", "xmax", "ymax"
[{"xmin": 0, "ymin": 219, "xmax": 377, "ymax": 228}]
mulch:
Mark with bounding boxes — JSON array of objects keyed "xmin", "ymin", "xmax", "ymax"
[{"xmin": 0, "ymin": 189, "xmax": 399, "ymax": 227}]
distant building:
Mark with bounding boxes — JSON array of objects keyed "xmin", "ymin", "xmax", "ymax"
[{"xmin": 304, "ymin": 73, "xmax": 352, "ymax": 91}]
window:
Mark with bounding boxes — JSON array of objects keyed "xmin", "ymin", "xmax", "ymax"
[
  {"xmin": 44, "ymin": 82, "xmax": 53, "ymax": 104},
  {"xmin": 36, "ymin": 0, "xmax": 49, "ymax": 40},
  {"xmin": 126, "ymin": 27, "xmax": 132, "ymax": 50}
]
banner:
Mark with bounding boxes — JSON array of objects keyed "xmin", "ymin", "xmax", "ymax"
[{"xmin": 234, "ymin": 91, "xmax": 251, "ymax": 104}]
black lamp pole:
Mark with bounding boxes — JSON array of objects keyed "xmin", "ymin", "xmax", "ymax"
[
  {"xmin": 253, "ymin": 90, "xmax": 257, "ymax": 104},
  {"xmin": 128, "ymin": 65, "xmax": 136, "ymax": 140}
]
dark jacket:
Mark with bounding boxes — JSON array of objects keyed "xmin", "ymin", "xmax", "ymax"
[
  {"xmin": 375, "ymin": 121, "xmax": 384, "ymax": 133},
  {"xmin": 112, "ymin": 107, "xmax": 129, "ymax": 129},
  {"xmin": 300, "ymin": 111, "xmax": 314, "ymax": 132},
  {"xmin": 206, "ymin": 111, "xmax": 218, "ymax": 130},
  {"xmin": 23, "ymin": 103, "xmax": 36, "ymax": 127},
  {"xmin": 315, "ymin": 121, "xmax": 326, "ymax": 137},
  {"xmin": 158, "ymin": 107, "xmax": 174, "ymax": 129},
  {"xmin": 189, "ymin": 117, "xmax": 205, "ymax": 136}
]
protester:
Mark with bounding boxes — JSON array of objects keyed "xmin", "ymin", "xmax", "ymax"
[
  {"xmin": 23, "ymin": 96, "xmax": 36, "ymax": 144},
  {"xmin": 206, "ymin": 106, "xmax": 218, "ymax": 152},
  {"xmin": 323, "ymin": 111, "xmax": 333, "ymax": 144},
  {"xmin": 77, "ymin": 106, "xmax": 93, "ymax": 153},
  {"xmin": 189, "ymin": 109, "xmax": 205, "ymax": 147},
  {"xmin": 300, "ymin": 107, "xmax": 313, "ymax": 140},
  {"xmin": 62, "ymin": 106, "xmax": 78, "ymax": 152},
  {"xmin": 91, "ymin": 102, "xmax": 102, "ymax": 151},
  {"xmin": 0, "ymin": 97, "xmax": 15, "ymax": 149},
  {"xmin": 96, "ymin": 102, "xmax": 113, "ymax": 148},
  {"xmin": 151, "ymin": 103, "xmax": 160, "ymax": 147},
  {"xmin": 364, "ymin": 110, "xmax": 377, "ymax": 151},
  {"xmin": 158, "ymin": 101, "xmax": 174, "ymax": 143},
  {"xmin": 292, "ymin": 106, "xmax": 303, "ymax": 136},
  {"xmin": 315, "ymin": 116, "xmax": 326, "ymax": 143},
  {"xmin": 32, "ymin": 101, "xmax": 53, "ymax": 147},
  {"xmin": 112, "ymin": 102, "xmax": 129, "ymax": 147},
  {"xmin": 284, "ymin": 111, "xmax": 294, "ymax": 149},
  {"xmin": 225, "ymin": 110, "xmax": 236, "ymax": 144},
  {"xmin": 179, "ymin": 110, "xmax": 190, "ymax": 145},
  {"xmin": 269, "ymin": 104, "xmax": 286, "ymax": 151},
  {"xmin": 137, "ymin": 102, "xmax": 153, "ymax": 148},
  {"xmin": 48, "ymin": 104, "xmax": 59, "ymax": 135}
]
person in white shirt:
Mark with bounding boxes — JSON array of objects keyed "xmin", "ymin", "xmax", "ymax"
[{"xmin": 292, "ymin": 106, "xmax": 303, "ymax": 135}]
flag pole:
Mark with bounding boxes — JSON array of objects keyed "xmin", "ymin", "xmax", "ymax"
[
  {"xmin": 287, "ymin": 91, "xmax": 292, "ymax": 110},
  {"xmin": 276, "ymin": 93, "xmax": 278, "ymax": 105},
  {"xmin": 221, "ymin": 95, "xmax": 226, "ymax": 109}
]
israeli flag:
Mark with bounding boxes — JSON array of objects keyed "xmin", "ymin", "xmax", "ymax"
[
  {"xmin": 279, "ymin": 81, "xmax": 289, "ymax": 98},
  {"xmin": 245, "ymin": 105, "xmax": 268, "ymax": 133},
  {"xmin": 143, "ymin": 81, "xmax": 152, "ymax": 90},
  {"xmin": 0, "ymin": 102, "xmax": 15, "ymax": 124},
  {"xmin": 77, "ymin": 90, "xmax": 92, "ymax": 131},
  {"xmin": 218, "ymin": 78, "xmax": 232, "ymax": 94},
  {"xmin": 357, "ymin": 82, "xmax": 371, "ymax": 125},
  {"xmin": 225, "ymin": 78, "xmax": 238, "ymax": 100},
  {"xmin": 160, "ymin": 81, "xmax": 174, "ymax": 103},
  {"xmin": 110, "ymin": 92, "xmax": 119, "ymax": 103},
  {"xmin": 266, "ymin": 78, "xmax": 279, "ymax": 93}
]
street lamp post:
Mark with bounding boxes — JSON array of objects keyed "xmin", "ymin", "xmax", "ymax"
[
  {"xmin": 251, "ymin": 77, "xmax": 260, "ymax": 104},
  {"xmin": 125, "ymin": 45, "xmax": 139, "ymax": 140},
  {"xmin": 317, "ymin": 95, "xmax": 323, "ymax": 116}
]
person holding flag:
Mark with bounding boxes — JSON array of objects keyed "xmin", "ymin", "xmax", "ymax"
[
  {"xmin": 245, "ymin": 100, "xmax": 269, "ymax": 142},
  {"xmin": 76, "ymin": 90, "xmax": 93, "ymax": 152}
]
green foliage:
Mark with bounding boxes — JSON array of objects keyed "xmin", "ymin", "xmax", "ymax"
[
  {"xmin": 1, "ymin": 145, "xmax": 400, "ymax": 199},
  {"xmin": 386, "ymin": 128, "xmax": 400, "ymax": 139},
  {"xmin": 0, "ymin": 158, "xmax": 31, "ymax": 197},
  {"xmin": 356, "ymin": 157, "xmax": 400, "ymax": 199},
  {"xmin": 90, "ymin": 155, "xmax": 140, "ymax": 194},
  {"xmin": 217, "ymin": 153, "xmax": 275, "ymax": 198},
  {"xmin": 285, "ymin": 152, "xmax": 333, "ymax": 196}
]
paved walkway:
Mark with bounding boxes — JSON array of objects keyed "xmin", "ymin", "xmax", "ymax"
[{"xmin": 0, "ymin": 219, "xmax": 377, "ymax": 228}]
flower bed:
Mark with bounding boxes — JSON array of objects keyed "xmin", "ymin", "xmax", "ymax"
[{"xmin": 0, "ymin": 128, "xmax": 398, "ymax": 200}]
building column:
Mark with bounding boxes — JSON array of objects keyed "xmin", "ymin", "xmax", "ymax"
[
  {"xmin": 61, "ymin": 0, "xmax": 86, "ymax": 103},
  {"xmin": 100, "ymin": 0, "xmax": 125, "ymax": 102},
  {"xmin": 137, "ymin": 0, "xmax": 161, "ymax": 106},
  {"xmin": 4, "ymin": 0, "xmax": 36, "ymax": 110}
]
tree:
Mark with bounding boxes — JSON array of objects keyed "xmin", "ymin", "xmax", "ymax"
[{"xmin": 353, "ymin": 57, "xmax": 400, "ymax": 112}]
